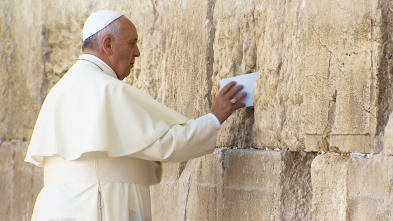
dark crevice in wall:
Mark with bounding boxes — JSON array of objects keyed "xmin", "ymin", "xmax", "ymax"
[
  {"xmin": 40, "ymin": 25, "xmax": 51, "ymax": 105},
  {"xmin": 206, "ymin": 0, "xmax": 216, "ymax": 107},
  {"xmin": 376, "ymin": 1, "xmax": 393, "ymax": 137}
]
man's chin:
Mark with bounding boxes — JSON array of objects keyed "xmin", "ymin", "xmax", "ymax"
[{"xmin": 121, "ymin": 72, "xmax": 132, "ymax": 80}]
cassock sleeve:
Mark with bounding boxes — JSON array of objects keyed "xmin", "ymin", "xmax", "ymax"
[{"xmin": 129, "ymin": 114, "xmax": 217, "ymax": 162}]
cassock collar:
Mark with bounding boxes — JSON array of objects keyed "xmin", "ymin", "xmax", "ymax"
[{"xmin": 78, "ymin": 54, "xmax": 119, "ymax": 79}]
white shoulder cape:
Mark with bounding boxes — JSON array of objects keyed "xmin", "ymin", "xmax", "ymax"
[{"xmin": 25, "ymin": 54, "xmax": 189, "ymax": 166}]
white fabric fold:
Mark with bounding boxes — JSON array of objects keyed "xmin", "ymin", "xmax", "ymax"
[{"xmin": 25, "ymin": 54, "xmax": 189, "ymax": 166}]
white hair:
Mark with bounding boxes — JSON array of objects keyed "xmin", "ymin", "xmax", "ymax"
[{"xmin": 82, "ymin": 17, "xmax": 123, "ymax": 51}]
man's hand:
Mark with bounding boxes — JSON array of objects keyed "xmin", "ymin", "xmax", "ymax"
[{"xmin": 211, "ymin": 81, "xmax": 247, "ymax": 124}]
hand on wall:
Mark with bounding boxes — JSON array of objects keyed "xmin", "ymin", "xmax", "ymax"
[{"xmin": 210, "ymin": 81, "xmax": 247, "ymax": 124}]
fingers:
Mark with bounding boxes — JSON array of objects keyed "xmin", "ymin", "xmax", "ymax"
[
  {"xmin": 220, "ymin": 81, "xmax": 244, "ymax": 98},
  {"xmin": 227, "ymin": 85, "xmax": 244, "ymax": 99},
  {"xmin": 219, "ymin": 81, "xmax": 237, "ymax": 95},
  {"xmin": 232, "ymin": 91, "xmax": 247, "ymax": 103},
  {"xmin": 233, "ymin": 102, "xmax": 246, "ymax": 110},
  {"xmin": 210, "ymin": 81, "xmax": 248, "ymax": 124},
  {"xmin": 224, "ymin": 82, "xmax": 246, "ymax": 105}
]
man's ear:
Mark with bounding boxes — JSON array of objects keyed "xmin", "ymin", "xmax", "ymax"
[{"xmin": 102, "ymin": 36, "xmax": 113, "ymax": 56}]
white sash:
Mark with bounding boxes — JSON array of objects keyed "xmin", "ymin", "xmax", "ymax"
[{"xmin": 44, "ymin": 153, "xmax": 160, "ymax": 185}]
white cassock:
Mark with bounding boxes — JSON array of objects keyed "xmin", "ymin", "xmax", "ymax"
[{"xmin": 25, "ymin": 54, "xmax": 218, "ymax": 221}]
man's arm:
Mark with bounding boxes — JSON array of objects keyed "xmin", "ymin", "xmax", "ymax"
[
  {"xmin": 130, "ymin": 114, "xmax": 217, "ymax": 162},
  {"xmin": 128, "ymin": 82, "xmax": 247, "ymax": 162}
]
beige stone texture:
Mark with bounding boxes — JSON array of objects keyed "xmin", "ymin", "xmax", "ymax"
[
  {"xmin": 149, "ymin": 0, "xmax": 214, "ymax": 118},
  {"xmin": 311, "ymin": 154, "xmax": 392, "ymax": 220},
  {"xmin": 0, "ymin": 0, "xmax": 45, "ymax": 140},
  {"xmin": 151, "ymin": 149, "xmax": 316, "ymax": 221},
  {"xmin": 253, "ymin": 0, "xmax": 307, "ymax": 151},
  {"xmin": 311, "ymin": 154, "xmax": 350, "ymax": 220},
  {"xmin": 347, "ymin": 154, "xmax": 393, "ymax": 220},
  {"xmin": 0, "ymin": 140, "xmax": 43, "ymax": 221},
  {"xmin": 151, "ymin": 150, "xmax": 222, "ymax": 221},
  {"xmin": 212, "ymin": 0, "xmax": 257, "ymax": 148},
  {"xmin": 303, "ymin": 0, "xmax": 393, "ymax": 154},
  {"xmin": 0, "ymin": 140, "xmax": 13, "ymax": 218}
]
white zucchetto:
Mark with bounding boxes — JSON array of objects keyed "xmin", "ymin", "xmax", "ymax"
[{"xmin": 82, "ymin": 10, "xmax": 123, "ymax": 41}]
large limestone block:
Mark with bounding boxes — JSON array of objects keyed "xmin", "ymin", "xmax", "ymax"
[
  {"xmin": 153, "ymin": 0, "xmax": 215, "ymax": 118},
  {"xmin": 311, "ymin": 154, "xmax": 349, "ymax": 220},
  {"xmin": 253, "ymin": 0, "xmax": 307, "ymax": 151},
  {"xmin": 212, "ymin": 0, "xmax": 257, "ymax": 148},
  {"xmin": 221, "ymin": 150, "xmax": 282, "ymax": 220},
  {"xmin": 151, "ymin": 151, "xmax": 222, "ymax": 220},
  {"xmin": 222, "ymin": 150, "xmax": 315, "ymax": 221},
  {"xmin": 347, "ymin": 154, "xmax": 393, "ymax": 220},
  {"xmin": 185, "ymin": 184, "xmax": 217, "ymax": 221},
  {"xmin": 0, "ymin": 140, "xmax": 43, "ymax": 221},
  {"xmin": 150, "ymin": 181, "xmax": 191, "ymax": 221},
  {"xmin": 0, "ymin": 0, "xmax": 45, "ymax": 139},
  {"xmin": 151, "ymin": 149, "xmax": 315, "ymax": 221},
  {"xmin": 311, "ymin": 154, "xmax": 392, "ymax": 220},
  {"xmin": 184, "ymin": 153, "xmax": 222, "ymax": 221},
  {"xmin": 222, "ymin": 188, "xmax": 273, "ymax": 221},
  {"xmin": 304, "ymin": 0, "xmax": 391, "ymax": 153}
]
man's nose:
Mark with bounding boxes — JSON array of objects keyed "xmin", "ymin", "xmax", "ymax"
[{"xmin": 134, "ymin": 46, "xmax": 140, "ymax": 57}]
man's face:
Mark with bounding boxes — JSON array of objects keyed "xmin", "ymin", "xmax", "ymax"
[{"xmin": 110, "ymin": 17, "xmax": 140, "ymax": 80}]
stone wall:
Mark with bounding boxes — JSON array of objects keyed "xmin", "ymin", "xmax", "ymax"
[{"xmin": 1, "ymin": 0, "xmax": 392, "ymax": 220}]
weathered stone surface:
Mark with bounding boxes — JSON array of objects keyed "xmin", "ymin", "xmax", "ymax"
[
  {"xmin": 304, "ymin": 0, "xmax": 393, "ymax": 154},
  {"xmin": 222, "ymin": 188, "xmax": 273, "ymax": 221},
  {"xmin": 154, "ymin": 0, "xmax": 214, "ymax": 118},
  {"xmin": 150, "ymin": 181, "xmax": 191, "ymax": 221},
  {"xmin": 311, "ymin": 154, "xmax": 393, "ymax": 220},
  {"xmin": 151, "ymin": 152, "xmax": 222, "ymax": 220},
  {"xmin": 212, "ymin": 0, "xmax": 257, "ymax": 148},
  {"xmin": 151, "ymin": 149, "xmax": 315, "ymax": 221},
  {"xmin": 280, "ymin": 151, "xmax": 315, "ymax": 220},
  {"xmin": 0, "ymin": 140, "xmax": 43, "ymax": 221},
  {"xmin": 348, "ymin": 197, "xmax": 387, "ymax": 221},
  {"xmin": 311, "ymin": 154, "xmax": 350, "ymax": 220},
  {"xmin": 253, "ymin": 0, "xmax": 307, "ymax": 151},
  {"xmin": 185, "ymin": 184, "xmax": 217, "ymax": 221},
  {"xmin": 347, "ymin": 154, "xmax": 393, "ymax": 220},
  {"xmin": 0, "ymin": 0, "xmax": 45, "ymax": 140},
  {"xmin": 0, "ymin": 140, "xmax": 13, "ymax": 218},
  {"xmin": 39, "ymin": 1, "xmax": 89, "ymax": 90},
  {"xmin": 221, "ymin": 150, "xmax": 283, "ymax": 220},
  {"xmin": 223, "ymin": 150, "xmax": 315, "ymax": 220}
]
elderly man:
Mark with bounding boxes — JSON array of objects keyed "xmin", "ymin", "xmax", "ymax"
[{"xmin": 25, "ymin": 10, "xmax": 246, "ymax": 221}]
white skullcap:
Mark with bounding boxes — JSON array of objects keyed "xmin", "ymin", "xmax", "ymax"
[{"xmin": 83, "ymin": 10, "xmax": 123, "ymax": 41}]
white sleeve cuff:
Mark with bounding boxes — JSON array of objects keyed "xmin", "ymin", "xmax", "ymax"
[{"xmin": 207, "ymin": 113, "xmax": 221, "ymax": 130}]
